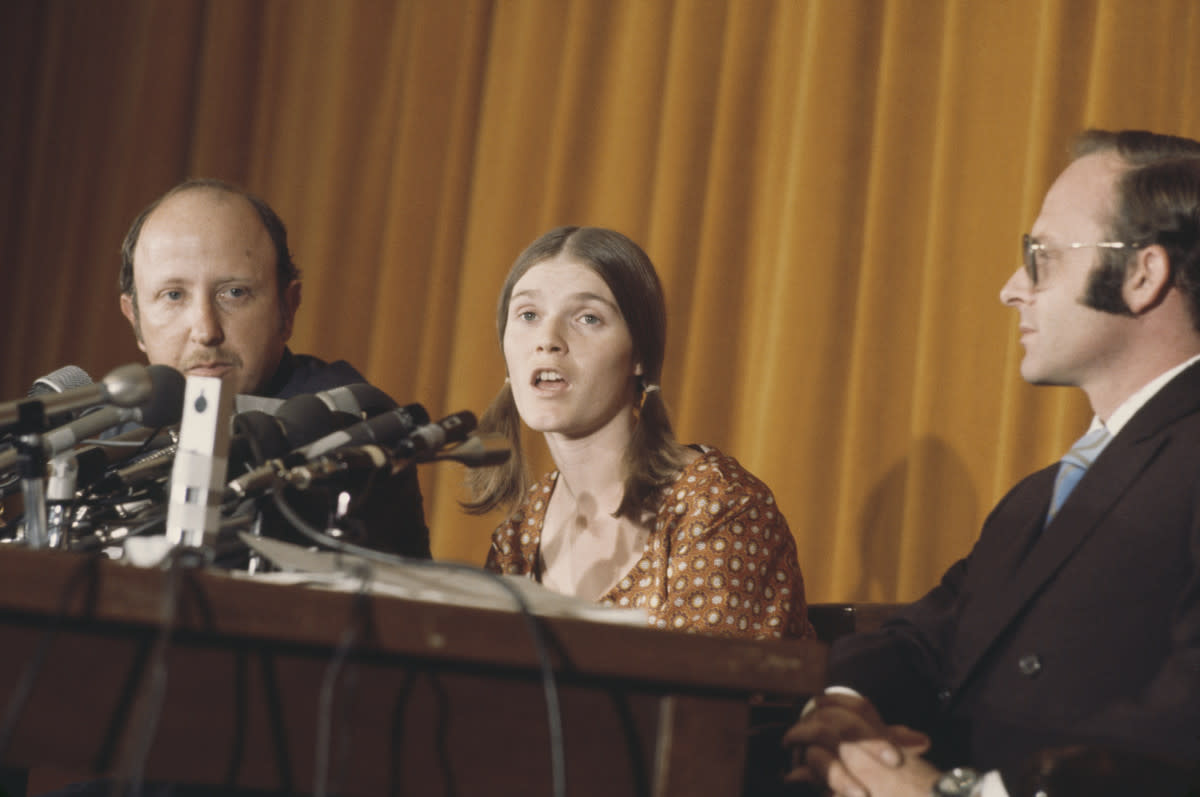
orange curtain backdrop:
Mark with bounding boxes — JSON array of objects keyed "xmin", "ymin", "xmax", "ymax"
[{"xmin": 3, "ymin": 0, "xmax": 1199, "ymax": 602}]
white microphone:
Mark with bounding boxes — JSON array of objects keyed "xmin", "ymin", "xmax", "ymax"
[{"xmin": 166, "ymin": 375, "xmax": 235, "ymax": 548}]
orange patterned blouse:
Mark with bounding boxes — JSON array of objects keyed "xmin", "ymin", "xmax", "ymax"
[{"xmin": 485, "ymin": 447, "xmax": 814, "ymax": 640}]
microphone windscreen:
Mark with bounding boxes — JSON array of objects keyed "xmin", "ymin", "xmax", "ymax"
[
  {"xmin": 140, "ymin": 365, "xmax": 187, "ymax": 427},
  {"xmin": 28, "ymin": 365, "xmax": 92, "ymax": 397},
  {"xmin": 232, "ymin": 410, "xmax": 292, "ymax": 465},
  {"xmin": 273, "ymin": 394, "xmax": 337, "ymax": 448}
]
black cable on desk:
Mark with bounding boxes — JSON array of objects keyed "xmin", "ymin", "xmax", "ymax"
[{"xmin": 269, "ymin": 487, "xmax": 568, "ymax": 797}]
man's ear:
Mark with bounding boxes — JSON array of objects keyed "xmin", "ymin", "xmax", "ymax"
[
  {"xmin": 281, "ymin": 280, "xmax": 302, "ymax": 340},
  {"xmin": 119, "ymin": 292, "xmax": 147, "ymax": 353},
  {"xmin": 1123, "ymin": 244, "xmax": 1172, "ymax": 314}
]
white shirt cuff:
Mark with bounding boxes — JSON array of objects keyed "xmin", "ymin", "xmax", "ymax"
[
  {"xmin": 799, "ymin": 684, "xmax": 864, "ymax": 717},
  {"xmin": 978, "ymin": 770, "xmax": 1006, "ymax": 797}
]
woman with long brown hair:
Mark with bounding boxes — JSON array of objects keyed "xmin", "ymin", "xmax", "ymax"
[{"xmin": 467, "ymin": 226, "xmax": 813, "ymax": 641}]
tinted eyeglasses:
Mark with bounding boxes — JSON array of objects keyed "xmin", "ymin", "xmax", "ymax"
[{"xmin": 1021, "ymin": 234, "xmax": 1144, "ymax": 285}]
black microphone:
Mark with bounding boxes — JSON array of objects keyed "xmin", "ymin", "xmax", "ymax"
[
  {"xmin": 268, "ymin": 411, "xmax": 479, "ymax": 492},
  {"xmin": 276, "ymin": 445, "xmax": 394, "ymax": 490},
  {"xmin": 0, "ymin": 363, "xmax": 153, "ymax": 433},
  {"xmin": 227, "ymin": 404, "xmax": 429, "ymax": 497},
  {"xmin": 227, "ymin": 387, "xmax": 392, "ymax": 467},
  {"xmin": 426, "ymin": 433, "xmax": 512, "ymax": 467},
  {"xmin": 226, "ymin": 393, "xmax": 354, "ymax": 475},
  {"xmin": 232, "ymin": 382, "xmax": 398, "ymax": 419},
  {"xmin": 312, "ymin": 383, "xmax": 398, "ymax": 418},
  {"xmin": 72, "ymin": 431, "xmax": 175, "ymax": 493},
  {"xmin": 97, "ymin": 390, "xmax": 358, "ymax": 496},
  {"xmin": 229, "ymin": 410, "xmax": 293, "ymax": 471},
  {"xmin": 274, "ymin": 393, "xmax": 343, "ymax": 449},
  {"xmin": 299, "ymin": 403, "xmax": 429, "ymax": 458},
  {"xmin": 395, "ymin": 411, "xmax": 476, "ymax": 457}
]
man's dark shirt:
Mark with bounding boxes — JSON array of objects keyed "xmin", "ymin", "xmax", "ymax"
[{"xmin": 259, "ymin": 347, "xmax": 368, "ymax": 400}]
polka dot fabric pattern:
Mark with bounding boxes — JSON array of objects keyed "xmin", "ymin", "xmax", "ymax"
[{"xmin": 485, "ymin": 447, "xmax": 815, "ymax": 641}]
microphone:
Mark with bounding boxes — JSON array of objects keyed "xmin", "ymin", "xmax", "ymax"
[
  {"xmin": 167, "ymin": 374, "xmax": 235, "ymax": 547},
  {"xmin": 273, "ymin": 393, "xmax": 343, "ymax": 450},
  {"xmin": 0, "ymin": 365, "xmax": 185, "ymax": 474},
  {"xmin": 232, "ymin": 382, "xmax": 397, "ymax": 419},
  {"xmin": 426, "ymin": 433, "xmax": 512, "ymax": 467},
  {"xmin": 38, "ymin": 366, "xmax": 184, "ymax": 546},
  {"xmin": 95, "ymin": 389, "xmax": 357, "ymax": 496},
  {"xmin": 258, "ymin": 411, "xmax": 479, "ymax": 493},
  {"xmin": 28, "ymin": 365, "xmax": 93, "ymax": 397},
  {"xmin": 42, "ymin": 365, "xmax": 182, "ymax": 455},
  {"xmin": 0, "ymin": 363, "xmax": 153, "ymax": 433},
  {"xmin": 226, "ymin": 394, "xmax": 351, "ymax": 476},
  {"xmin": 229, "ymin": 410, "xmax": 293, "ymax": 471},
  {"xmin": 312, "ymin": 383, "xmax": 398, "ymax": 418},
  {"xmin": 27, "ymin": 365, "xmax": 95, "ymax": 430},
  {"xmin": 299, "ymin": 403, "xmax": 429, "ymax": 458},
  {"xmin": 395, "ymin": 411, "xmax": 476, "ymax": 456},
  {"xmin": 91, "ymin": 441, "xmax": 179, "ymax": 495},
  {"xmin": 227, "ymin": 403, "xmax": 430, "ymax": 497},
  {"xmin": 70, "ymin": 424, "xmax": 177, "ymax": 472}
]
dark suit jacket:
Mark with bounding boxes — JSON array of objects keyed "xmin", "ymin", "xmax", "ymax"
[{"xmin": 830, "ymin": 361, "xmax": 1200, "ymax": 786}]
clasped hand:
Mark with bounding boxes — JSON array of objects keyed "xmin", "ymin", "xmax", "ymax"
[{"xmin": 781, "ymin": 692, "xmax": 940, "ymax": 797}]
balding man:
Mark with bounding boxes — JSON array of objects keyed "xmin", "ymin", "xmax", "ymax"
[{"xmin": 119, "ymin": 179, "xmax": 429, "ymax": 560}]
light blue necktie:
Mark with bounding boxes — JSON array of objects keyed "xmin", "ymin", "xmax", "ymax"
[{"xmin": 1045, "ymin": 426, "xmax": 1113, "ymax": 526}]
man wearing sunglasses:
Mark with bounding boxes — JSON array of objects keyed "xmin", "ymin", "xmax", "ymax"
[{"xmin": 784, "ymin": 130, "xmax": 1200, "ymax": 797}]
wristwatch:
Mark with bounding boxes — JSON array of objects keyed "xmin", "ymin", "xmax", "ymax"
[{"xmin": 932, "ymin": 767, "xmax": 982, "ymax": 796}]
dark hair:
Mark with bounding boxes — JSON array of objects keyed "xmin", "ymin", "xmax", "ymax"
[
  {"xmin": 1103, "ymin": 158, "xmax": 1200, "ymax": 328},
  {"xmin": 464, "ymin": 226, "xmax": 691, "ymax": 519},
  {"xmin": 1071, "ymin": 130, "xmax": 1200, "ymax": 315},
  {"xmin": 119, "ymin": 178, "xmax": 300, "ymax": 308},
  {"xmin": 1073, "ymin": 129, "xmax": 1200, "ymax": 166}
]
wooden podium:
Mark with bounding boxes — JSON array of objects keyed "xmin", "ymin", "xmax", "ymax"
[{"xmin": 0, "ymin": 546, "xmax": 825, "ymax": 796}]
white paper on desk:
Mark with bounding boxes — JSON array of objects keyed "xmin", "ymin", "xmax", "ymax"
[{"xmin": 238, "ymin": 534, "xmax": 648, "ymax": 627}]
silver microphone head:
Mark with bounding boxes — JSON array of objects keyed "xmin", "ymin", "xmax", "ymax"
[
  {"xmin": 29, "ymin": 365, "xmax": 92, "ymax": 397},
  {"xmin": 100, "ymin": 364, "xmax": 154, "ymax": 408}
]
